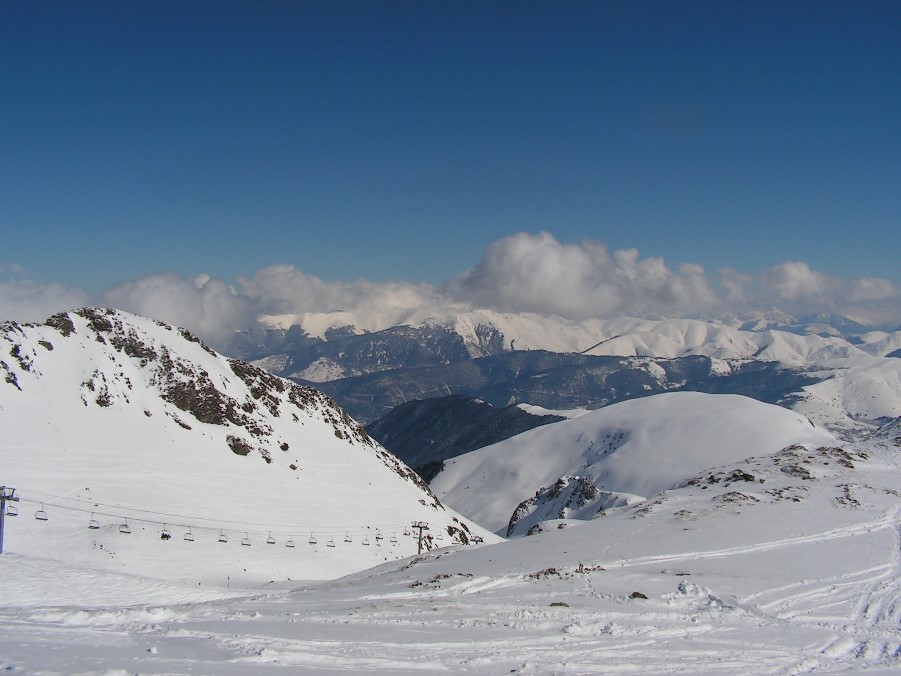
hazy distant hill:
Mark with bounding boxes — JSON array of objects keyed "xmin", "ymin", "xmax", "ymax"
[{"xmin": 366, "ymin": 395, "xmax": 564, "ymax": 481}]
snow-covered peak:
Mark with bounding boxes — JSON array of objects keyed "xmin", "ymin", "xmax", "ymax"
[{"xmin": 0, "ymin": 308, "xmax": 496, "ymax": 585}]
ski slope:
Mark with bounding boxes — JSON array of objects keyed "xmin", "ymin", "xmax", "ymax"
[
  {"xmin": 2, "ymin": 421, "xmax": 899, "ymax": 674},
  {"xmin": 0, "ymin": 309, "xmax": 495, "ymax": 586}
]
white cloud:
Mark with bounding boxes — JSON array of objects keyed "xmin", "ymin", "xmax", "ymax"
[
  {"xmin": 0, "ymin": 279, "xmax": 90, "ymax": 324},
  {"xmin": 0, "ymin": 262, "xmax": 27, "ymax": 276},
  {"xmin": 1, "ymin": 233, "xmax": 898, "ymax": 343},
  {"xmin": 238, "ymin": 264, "xmax": 463, "ymax": 332},
  {"xmin": 758, "ymin": 261, "xmax": 833, "ymax": 301},
  {"xmin": 449, "ymin": 232, "xmax": 718, "ymax": 317},
  {"xmin": 715, "ymin": 262, "xmax": 901, "ymax": 324},
  {"xmin": 101, "ymin": 272, "xmax": 257, "ymax": 351}
]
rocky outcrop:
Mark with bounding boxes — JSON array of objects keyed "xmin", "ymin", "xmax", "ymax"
[{"xmin": 506, "ymin": 475, "xmax": 642, "ymax": 537}]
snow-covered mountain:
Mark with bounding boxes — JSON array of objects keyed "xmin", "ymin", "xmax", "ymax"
[
  {"xmin": 430, "ymin": 392, "xmax": 837, "ymax": 533},
  {"xmin": 3, "ymin": 400, "xmax": 899, "ymax": 673},
  {"xmin": 233, "ymin": 308, "xmax": 901, "ymax": 435},
  {"xmin": 242, "ymin": 310, "xmax": 899, "ymax": 385},
  {"xmin": 0, "ymin": 308, "xmax": 496, "ymax": 585}
]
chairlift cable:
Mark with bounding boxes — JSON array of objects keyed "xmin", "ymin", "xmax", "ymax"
[{"xmin": 14, "ymin": 490, "xmax": 430, "ymax": 540}]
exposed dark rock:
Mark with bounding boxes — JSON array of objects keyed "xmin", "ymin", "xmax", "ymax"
[
  {"xmin": 227, "ymin": 435, "xmax": 252, "ymax": 456},
  {"xmin": 2, "ymin": 360, "xmax": 21, "ymax": 390},
  {"xmin": 716, "ymin": 491, "xmax": 761, "ymax": 504},
  {"xmin": 46, "ymin": 313, "xmax": 77, "ymax": 336}
]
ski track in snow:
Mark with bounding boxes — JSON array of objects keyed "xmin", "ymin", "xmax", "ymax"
[
  {"xmin": 5, "ymin": 501, "xmax": 901, "ymax": 674},
  {"xmin": 4, "ymin": 452, "xmax": 901, "ymax": 675}
]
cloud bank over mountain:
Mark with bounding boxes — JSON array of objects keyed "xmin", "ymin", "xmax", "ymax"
[{"xmin": 2, "ymin": 232, "xmax": 899, "ymax": 349}]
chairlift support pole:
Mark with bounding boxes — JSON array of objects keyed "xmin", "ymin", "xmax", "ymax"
[
  {"xmin": 0, "ymin": 486, "xmax": 19, "ymax": 554},
  {"xmin": 412, "ymin": 520, "xmax": 429, "ymax": 555}
]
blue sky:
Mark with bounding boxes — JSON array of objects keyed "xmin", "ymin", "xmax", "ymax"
[{"xmin": 1, "ymin": 1, "xmax": 899, "ymax": 329}]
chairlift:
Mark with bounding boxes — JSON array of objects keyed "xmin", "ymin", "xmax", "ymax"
[
  {"xmin": 160, "ymin": 524, "xmax": 172, "ymax": 540},
  {"xmin": 390, "ymin": 533, "xmax": 398, "ymax": 543},
  {"xmin": 119, "ymin": 519, "xmax": 131, "ymax": 534},
  {"xmin": 403, "ymin": 528, "xmax": 411, "ymax": 537},
  {"xmin": 344, "ymin": 532, "xmax": 352, "ymax": 543},
  {"xmin": 88, "ymin": 512, "xmax": 100, "ymax": 529},
  {"xmin": 285, "ymin": 535, "xmax": 295, "ymax": 548},
  {"xmin": 308, "ymin": 533, "xmax": 317, "ymax": 545},
  {"xmin": 241, "ymin": 532, "xmax": 251, "ymax": 546},
  {"xmin": 183, "ymin": 527, "xmax": 194, "ymax": 542},
  {"xmin": 218, "ymin": 530, "xmax": 228, "ymax": 543},
  {"xmin": 266, "ymin": 532, "xmax": 276, "ymax": 545},
  {"xmin": 375, "ymin": 531, "xmax": 383, "ymax": 541},
  {"xmin": 34, "ymin": 503, "xmax": 48, "ymax": 521},
  {"xmin": 361, "ymin": 536, "xmax": 370, "ymax": 546},
  {"xmin": 327, "ymin": 536, "xmax": 335, "ymax": 548},
  {"xmin": 6, "ymin": 504, "xmax": 18, "ymax": 517}
]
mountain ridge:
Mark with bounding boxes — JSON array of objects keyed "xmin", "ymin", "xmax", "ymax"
[{"xmin": 0, "ymin": 307, "xmax": 496, "ymax": 584}]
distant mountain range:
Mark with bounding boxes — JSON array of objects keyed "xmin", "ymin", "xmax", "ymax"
[
  {"xmin": 217, "ymin": 308, "xmax": 901, "ymax": 476},
  {"xmin": 233, "ymin": 310, "xmax": 898, "ymax": 384},
  {"xmin": 221, "ymin": 309, "xmax": 897, "ymax": 418}
]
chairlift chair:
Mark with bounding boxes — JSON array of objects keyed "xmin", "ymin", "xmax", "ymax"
[
  {"xmin": 6, "ymin": 504, "xmax": 18, "ymax": 517},
  {"xmin": 266, "ymin": 532, "xmax": 276, "ymax": 545},
  {"xmin": 375, "ymin": 531, "xmax": 383, "ymax": 541},
  {"xmin": 218, "ymin": 530, "xmax": 228, "ymax": 543},
  {"xmin": 241, "ymin": 532, "xmax": 251, "ymax": 546},
  {"xmin": 308, "ymin": 533, "xmax": 317, "ymax": 545},
  {"xmin": 119, "ymin": 519, "xmax": 131, "ymax": 534},
  {"xmin": 34, "ymin": 503, "xmax": 48, "ymax": 521},
  {"xmin": 327, "ymin": 536, "xmax": 335, "ymax": 548},
  {"xmin": 88, "ymin": 513, "xmax": 100, "ymax": 529},
  {"xmin": 160, "ymin": 524, "xmax": 172, "ymax": 540},
  {"xmin": 344, "ymin": 532, "xmax": 352, "ymax": 543},
  {"xmin": 361, "ymin": 536, "xmax": 370, "ymax": 546},
  {"xmin": 183, "ymin": 527, "xmax": 194, "ymax": 542},
  {"xmin": 285, "ymin": 536, "xmax": 295, "ymax": 548},
  {"xmin": 390, "ymin": 533, "xmax": 398, "ymax": 543}
]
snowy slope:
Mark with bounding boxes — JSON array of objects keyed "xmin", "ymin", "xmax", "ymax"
[
  {"xmin": 1, "ymin": 417, "xmax": 899, "ymax": 674},
  {"xmin": 0, "ymin": 309, "xmax": 496, "ymax": 586},
  {"xmin": 791, "ymin": 357, "xmax": 901, "ymax": 431},
  {"xmin": 430, "ymin": 392, "xmax": 836, "ymax": 533}
]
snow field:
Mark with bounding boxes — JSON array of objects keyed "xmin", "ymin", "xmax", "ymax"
[{"xmin": 3, "ymin": 428, "xmax": 900, "ymax": 673}]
